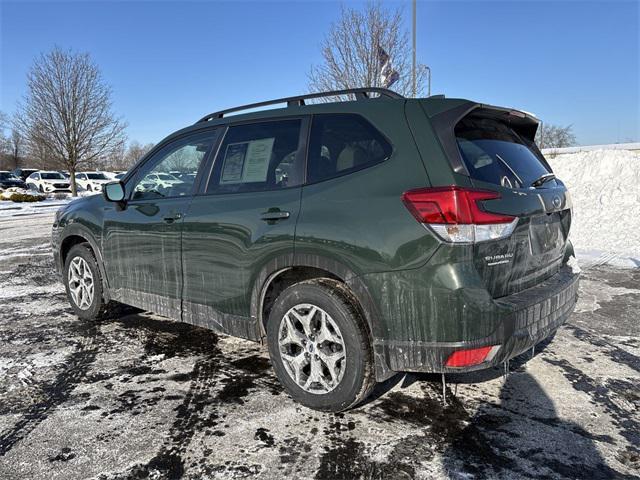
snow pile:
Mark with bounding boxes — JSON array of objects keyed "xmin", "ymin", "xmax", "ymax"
[
  {"xmin": 548, "ymin": 148, "xmax": 640, "ymax": 266},
  {"xmin": 0, "ymin": 187, "xmax": 45, "ymax": 201}
]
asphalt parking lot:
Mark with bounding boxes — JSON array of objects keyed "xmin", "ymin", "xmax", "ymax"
[{"xmin": 0, "ymin": 213, "xmax": 638, "ymax": 479}]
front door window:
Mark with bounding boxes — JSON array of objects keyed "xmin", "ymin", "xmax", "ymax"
[{"xmin": 131, "ymin": 131, "xmax": 218, "ymax": 200}]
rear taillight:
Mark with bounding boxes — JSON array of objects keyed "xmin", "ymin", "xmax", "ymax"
[{"xmin": 402, "ymin": 186, "xmax": 518, "ymax": 243}]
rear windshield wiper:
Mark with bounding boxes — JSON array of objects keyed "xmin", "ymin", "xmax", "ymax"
[{"xmin": 531, "ymin": 173, "xmax": 556, "ymax": 188}]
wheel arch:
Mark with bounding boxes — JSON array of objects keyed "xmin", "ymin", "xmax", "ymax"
[
  {"xmin": 59, "ymin": 224, "xmax": 111, "ymax": 302},
  {"xmin": 250, "ymin": 254, "xmax": 384, "ymax": 344}
]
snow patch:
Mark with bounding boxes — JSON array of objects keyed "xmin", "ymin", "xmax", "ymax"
[{"xmin": 548, "ymin": 149, "xmax": 640, "ymax": 266}]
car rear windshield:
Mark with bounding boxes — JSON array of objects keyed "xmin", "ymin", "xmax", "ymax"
[
  {"xmin": 455, "ymin": 116, "xmax": 553, "ymax": 189},
  {"xmin": 0, "ymin": 172, "xmax": 17, "ymax": 180}
]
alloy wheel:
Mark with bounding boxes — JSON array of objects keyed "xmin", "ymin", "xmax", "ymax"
[
  {"xmin": 278, "ymin": 303, "xmax": 346, "ymax": 394},
  {"xmin": 67, "ymin": 256, "xmax": 94, "ymax": 310}
]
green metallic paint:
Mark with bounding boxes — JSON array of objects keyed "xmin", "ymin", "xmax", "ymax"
[
  {"xmin": 181, "ymin": 188, "xmax": 302, "ymax": 319},
  {"xmin": 102, "ymin": 197, "xmax": 190, "ymax": 303}
]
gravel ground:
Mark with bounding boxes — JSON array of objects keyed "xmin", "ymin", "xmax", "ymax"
[{"xmin": 0, "ymin": 213, "xmax": 638, "ymax": 479}]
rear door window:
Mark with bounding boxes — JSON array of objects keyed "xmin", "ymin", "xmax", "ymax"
[
  {"xmin": 307, "ymin": 114, "xmax": 392, "ymax": 183},
  {"xmin": 206, "ymin": 119, "xmax": 304, "ymax": 194},
  {"xmin": 455, "ymin": 116, "xmax": 554, "ymax": 189}
]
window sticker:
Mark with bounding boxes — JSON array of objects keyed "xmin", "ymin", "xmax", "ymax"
[
  {"xmin": 242, "ymin": 137, "xmax": 274, "ymax": 183},
  {"xmin": 220, "ymin": 143, "xmax": 248, "ymax": 184},
  {"xmin": 220, "ymin": 137, "xmax": 275, "ymax": 184}
]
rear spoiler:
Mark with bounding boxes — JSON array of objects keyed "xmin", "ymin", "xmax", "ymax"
[{"xmin": 426, "ymin": 101, "xmax": 544, "ymax": 176}]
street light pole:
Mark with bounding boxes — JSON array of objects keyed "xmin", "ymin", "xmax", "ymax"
[{"xmin": 412, "ymin": 0, "xmax": 417, "ymax": 97}]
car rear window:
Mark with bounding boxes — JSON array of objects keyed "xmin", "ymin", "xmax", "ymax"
[{"xmin": 455, "ymin": 116, "xmax": 553, "ymax": 189}]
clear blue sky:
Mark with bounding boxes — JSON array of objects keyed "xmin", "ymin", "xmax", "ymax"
[{"xmin": 1, "ymin": 0, "xmax": 638, "ymax": 146}]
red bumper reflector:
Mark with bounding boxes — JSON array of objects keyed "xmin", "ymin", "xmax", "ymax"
[{"xmin": 445, "ymin": 346, "xmax": 494, "ymax": 367}]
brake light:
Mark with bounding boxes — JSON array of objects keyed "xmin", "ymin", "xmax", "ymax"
[
  {"xmin": 445, "ymin": 345, "xmax": 499, "ymax": 367},
  {"xmin": 402, "ymin": 186, "xmax": 518, "ymax": 243}
]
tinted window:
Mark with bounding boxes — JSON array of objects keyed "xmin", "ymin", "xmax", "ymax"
[
  {"xmin": 132, "ymin": 131, "xmax": 217, "ymax": 200},
  {"xmin": 207, "ymin": 119, "xmax": 303, "ymax": 194},
  {"xmin": 455, "ymin": 116, "xmax": 553, "ymax": 189},
  {"xmin": 41, "ymin": 172, "xmax": 65, "ymax": 180},
  {"xmin": 87, "ymin": 173, "xmax": 108, "ymax": 180},
  {"xmin": 307, "ymin": 114, "xmax": 392, "ymax": 183}
]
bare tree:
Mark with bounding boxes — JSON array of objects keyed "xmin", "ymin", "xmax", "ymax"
[
  {"xmin": 17, "ymin": 47, "xmax": 127, "ymax": 195},
  {"xmin": 0, "ymin": 112, "xmax": 8, "ymax": 168},
  {"xmin": 308, "ymin": 1, "xmax": 428, "ymax": 98},
  {"xmin": 536, "ymin": 123, "xmax": 577, "ymax": 149},
  {"xmin": 122, "ymin": 141, "xmax": 154, "ymax": 169},
  {"xmin": 8, "ymin": 127, "xmax": 23, "ymax": 169}
]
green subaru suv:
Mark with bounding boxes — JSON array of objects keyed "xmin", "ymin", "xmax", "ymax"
[{"xmin": 52, "ymin": 88, "xmax": 579, "ymax": 411}]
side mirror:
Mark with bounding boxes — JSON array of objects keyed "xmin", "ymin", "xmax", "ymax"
[{"xmin": 103, "ymin": 181, "xmax": 125, "ymax": 203}]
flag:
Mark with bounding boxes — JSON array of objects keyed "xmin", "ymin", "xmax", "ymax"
[{"xmin": 377, "ymin": 46, "xmax": 399, "ymax": 88}]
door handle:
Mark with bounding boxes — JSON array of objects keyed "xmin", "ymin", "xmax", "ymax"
[
  {"xmin": 163, "ymin": 212, "xmax": 182, "ymax": 223},
  {"xmin": 260, "ymin": 210, "xmax": 290, "ymax": 222}
]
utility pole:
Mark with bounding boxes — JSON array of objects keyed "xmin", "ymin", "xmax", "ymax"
[{"xmin": 412, "ymin": 0, "xmax": 417, "ymax": 97}]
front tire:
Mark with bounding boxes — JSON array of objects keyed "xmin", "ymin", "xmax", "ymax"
[
  {"xmin": 63, "ymin": 243, "xmax": 108, "ymax": 320},
  {"xmin": 267, "ymin": 278, "xmax": 375, "ymax": 412}
]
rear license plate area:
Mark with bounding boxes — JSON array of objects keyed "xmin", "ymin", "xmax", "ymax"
[{"xmin": 529, "ymin": 213, "xmax": 564, "ymax": 255}]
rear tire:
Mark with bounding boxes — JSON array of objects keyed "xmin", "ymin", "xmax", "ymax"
[
  {"xmin": 63, "ymin": 243, "xmax": 108, "ymax": 320},
  {"xmin": 266, "ymin": 278, "xmax": 375, "ymax": 412}
]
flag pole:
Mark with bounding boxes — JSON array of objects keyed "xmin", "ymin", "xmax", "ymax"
[{"xmin": 412, "ymin": 0, "xmax": 417, "ymax": 97}]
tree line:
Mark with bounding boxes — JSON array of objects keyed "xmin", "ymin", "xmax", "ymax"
[{"xmin": 1, "ymin": 2, "xmax": 577, "ymax": 195}]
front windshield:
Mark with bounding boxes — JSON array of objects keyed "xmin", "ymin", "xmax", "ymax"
[
  {"xmin": 41, "ymin": 172, "xmax": 66, "ymax": 180},
  {"xmin": 87, "ymin": 173, "xmax": 108, "ymax": 180}
]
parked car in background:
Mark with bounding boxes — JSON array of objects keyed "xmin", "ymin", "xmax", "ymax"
[
  {"xmin": 0, "ymin": 171, "xmax": 28, "ymax": 190},
  {"xmin": 137, "ymin": 172, "xmax": 185, "ymax": 195},
  {"xmin": 75, "ymin": 172, "xmax": 111, "ymax": 192},
  {"xmin": 12, "ymin": 168, "xmax": 39, "ymax": 181},
  {"xmin": 52, "ymin": 88, "xmax": 579, "ymax": 412},
  {"xmin": 26, "ymin": 171, "xmax": 72, "ymax": 193},
  {"xmin": 114, "ymin": 172, "xmax": 127, "ymax": 180},
  {"xmin": 102, "ymin": 171, "xmax": 125, "ymax": 180}
]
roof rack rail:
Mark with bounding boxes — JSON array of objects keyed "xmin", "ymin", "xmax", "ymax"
[{"xmin": 196, "ymin": 87, "xmax": 404, "ymax": 123}]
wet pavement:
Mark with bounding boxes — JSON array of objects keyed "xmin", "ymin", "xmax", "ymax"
[{"xmin": 0, "ymin": 213, "xmax": 638, "ymax": 479}]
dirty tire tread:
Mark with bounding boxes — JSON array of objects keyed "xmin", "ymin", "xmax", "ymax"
[{"xmin": 267, "ymin": 277, "xmax": 376, "ymax": 412}]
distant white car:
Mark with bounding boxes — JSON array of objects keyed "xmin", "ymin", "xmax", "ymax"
[
  {"xmin": 102, "ymin": 171, "xmax": 126, "ymax": 180},
  {"xmin": 75, "ymin": 172, "xmax": 112, "ymax": 192},
  {"xmin": 26, "ymin": 171, "xmax": 71, "ymax": 193},
  {"xmin": 141, "ymin": 172, "xmax": 183, "ymax": 189}
]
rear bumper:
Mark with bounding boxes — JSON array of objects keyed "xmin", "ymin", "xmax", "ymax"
[{"xmin": 372, "ymin": 265, "xmax": 579, "ymax": 376}]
